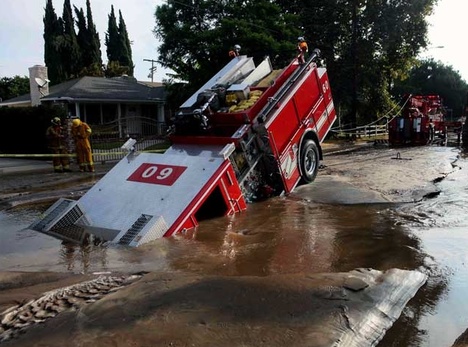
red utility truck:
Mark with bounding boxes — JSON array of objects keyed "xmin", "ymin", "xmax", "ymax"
[
  {"xmin": 388, "ymin": 94, "xmax": 461, "ymax": 146},
  {"xmin": 30, "ymin": 48, "xmax": 337, "ymax": 247}
]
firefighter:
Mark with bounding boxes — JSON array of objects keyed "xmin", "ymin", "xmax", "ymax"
[
  {"xmin": 46, "ymin": 117, "xmax": 71, "ymax": 173},
  {"xmin": 228, "ymin": 44, "xmax": 241, "ymax": 58},
  {"xmin": 428, "ymin": 118, "xmax": 435, "ymax": 142},
  {"xmin": 71, "ymin": 118, "xmax": 94, "ymax": 172},
  {"xmin": 297, "ymin": 37, "xmax": 308, "ymax": 64}
]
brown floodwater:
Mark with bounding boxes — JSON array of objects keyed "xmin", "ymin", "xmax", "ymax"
[{"xmin": 0, "ymin": 146, "xmax": 467, "ymax": 346}]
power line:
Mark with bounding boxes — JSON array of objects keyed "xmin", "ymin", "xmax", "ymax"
[{"xmin": 143, "ymin": 59, "xmax": 158, "ymax": 82}]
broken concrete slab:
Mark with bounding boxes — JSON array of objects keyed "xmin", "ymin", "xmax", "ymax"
[{"xmin": 1, "ymin": 268, "xmax": 427, "ymax": 347}]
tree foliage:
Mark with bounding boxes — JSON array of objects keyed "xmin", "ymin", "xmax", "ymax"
[
  {"xmin": 0, "ymin": 76, "xmax": 30, "ymax": 101},
  {"xmin": 294, "ymin": 0, "xmax": 438, "ymax": 127},
  {"xmin": 118, "ymin": 10, "xmax": 134, "ymax": 76},
  {"xmin": 153, "ymin": 0, "xmax": 446, "ymax": 126},
  {"xmin": 60, "ymin": 0, "xmax": 81, "ymax": 79},
  {"xmin": 105, "ymin": 6, "xmax": 134, "ymax": 77},
  {"xmin": 43, "ymin": 0, "xmax": 64, "ymax": 84},
  {"xmin": 154, "ymin": 0, "xmax": 300, "ymax": 93},
  {"xmin": 74, "ymin": 0, "xmax": 103, "ymax": 77},
  {"xmin": 43, "ymin": 1, "xmax": 133, "ymax": 83},
  {"xmin": 105, "ymin": 6, "xmax": 120, "ymax": 64},
  {"xmin": 393, "ymin": 59, "xmax": 468, "ymax": 118}
]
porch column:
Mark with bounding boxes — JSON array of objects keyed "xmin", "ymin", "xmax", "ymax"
[
  {"xmin": 118, "ymin": 103, "xmax": 122, "ymax": 138},
  {"xmin": 157, "ymin": 103, "xmax": 165, "ymax": 135},
  {"xmin": 75, "ymin": 103, "xmax": 80, "ymax": 119}
]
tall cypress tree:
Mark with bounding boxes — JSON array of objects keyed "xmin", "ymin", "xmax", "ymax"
[
  {"xmin": 118, "ymin": 10, "xmax": 134, "ymax": 76},
  {"xmin": 43, "ymin": 0, "xmax": 63, "ymax": 84},
  {"xmin": 74, "ymin": 6, "xmax": 88, "ymax": 68},
  {"xmin": 105, "ymin": 5, "xmax": 120, "ymax": 63},
  {"xmin": 86, "ymin": 0, "xmax": 103, "ymax": 71},
  {"xmin": 74, "ymin": 1, "xmax": 102, "ymax": 76},
  {"xmin": 61, "ymin": 0, "xmax": 81, "ymax": 79},
  {"xmin": 105, "ymin": 5, "xmax": 133, "ymax": 77}
]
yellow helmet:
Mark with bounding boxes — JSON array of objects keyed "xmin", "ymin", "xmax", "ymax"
[
  {"xmin": 51, "ymin": 117, "xmax": 61, "ymax": 125},
  {"xmin": 72, "ymin": 118, "xmax": 81, "ymax": 127}
]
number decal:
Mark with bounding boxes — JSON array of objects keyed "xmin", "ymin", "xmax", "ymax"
[
  {"xmin": 158, "ymin": 167, "xmax": 173, "ymax": 180},
  {"xmin": 142, "ymin": 166, "xmax": 158, "ymax": 178},
  {"xmin": 127, "ymin": 163, "xmax": 187, "ymax": 186}
]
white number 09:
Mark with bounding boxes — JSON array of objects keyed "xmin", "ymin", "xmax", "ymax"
[{"xmin": 142, "ymin": 166, "xmax": 173, "ymax": 180}]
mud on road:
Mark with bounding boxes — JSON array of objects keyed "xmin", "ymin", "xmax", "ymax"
[{"xmin": 0, "ymin": 142, "xmax": 467, "ymax": 347}]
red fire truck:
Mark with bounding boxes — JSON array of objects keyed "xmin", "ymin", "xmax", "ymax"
[
  {"xmin": 388, "ymin": 94, "xmax": 460, "ymax": 146},
  {"xmin": 30, "ymin": 48, "xmax": 336, "ymax": 247}
]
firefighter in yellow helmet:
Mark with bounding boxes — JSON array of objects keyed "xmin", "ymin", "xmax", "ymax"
[
  {"xmin": 46, "ymin": 117, "xmax": 71, "ymax": 173},
  {"xmin": 71, "ymin": 118, "xmax": 94, "ymax": 172}
]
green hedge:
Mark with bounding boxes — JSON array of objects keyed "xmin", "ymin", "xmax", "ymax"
[{"xmin": 0, "ymin": 105, "xmax": 67, "ymax": 155}]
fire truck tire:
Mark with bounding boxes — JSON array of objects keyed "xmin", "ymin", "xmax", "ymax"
[{"xmin": 300, "ymin": 139, "xmax": 319, "ymax": 183}]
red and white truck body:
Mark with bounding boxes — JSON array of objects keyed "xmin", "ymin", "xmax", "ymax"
[
  {"xmin": 388, "ymin": 94, "xmax": 461, "ymax": 146},
  {"xmin": 30, "ymin": 49, "xmax": 336, "ymax": 246}
]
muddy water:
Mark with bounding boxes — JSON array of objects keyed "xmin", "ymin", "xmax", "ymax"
[{"xmin": 1, "ymin": 147, "xmax": 467, "ymax": 346}]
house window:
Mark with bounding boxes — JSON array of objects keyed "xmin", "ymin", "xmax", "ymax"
[
  {"xmin": 85, "ymin": 104, "xmax": 101, "ymax": 124},
  {"xmin": 102, "ymin": 104, "xmax": 118, "ymax": 124}
]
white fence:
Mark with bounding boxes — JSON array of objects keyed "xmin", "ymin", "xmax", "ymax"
[
  {"xmin": 354, "ymin": 124, "xmax": 388, "ymax": 138},
  {"xmin": 332, "ymin": 124, "xmax": 388, "ymax": 138},
  {"xmin": 93, "ymin": 138, "xmax": 167, "ymax": 163}
]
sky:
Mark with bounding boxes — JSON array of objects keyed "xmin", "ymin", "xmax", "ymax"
[{"xmin": 0, "ymin": 0, "xmax": 466, "ymax": 83}]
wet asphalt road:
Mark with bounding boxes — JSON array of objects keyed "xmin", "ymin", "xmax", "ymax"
[{"xmin": 1, "ymin": 142, "xmax": 468, "ymax": 346}]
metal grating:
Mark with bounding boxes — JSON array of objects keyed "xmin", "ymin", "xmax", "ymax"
[
  {"xmin": 30, "ymin": 199, "xmax": 76, "ymax": 232},
  {"xmin": 46, "ymin": 204, "xmax": 88, "ymax": 243},
  {"xmin": 118, "ymin": 214, "xmax": 153, "ymax": 245},
  {"xmin": 48, "ymin": 224, "xmax": 86, "ymax": 244},
  {"xmin": 135, "ymin": 216, "xmax": 168, "ymax": 246},
  {"xmin": 50, "ymin": 204, "xmax": 85, "ymax": 230}
]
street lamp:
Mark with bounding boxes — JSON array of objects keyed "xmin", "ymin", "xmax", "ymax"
[
  {"xmin": 418, "ymin": 46, "xmax": 444, "ymax": 68},
  {"xmin": 420, "ymin": 46, "xmax": 445, "ymax": 54}
]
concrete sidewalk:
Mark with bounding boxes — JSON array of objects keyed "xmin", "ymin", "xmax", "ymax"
[
  {"xmin": 0, "ymin": 142, "xmax": 370, "ymax": 176},
  {"xmin": 0, "ymin": 158, "xmax": 51, "ymax": 175}
]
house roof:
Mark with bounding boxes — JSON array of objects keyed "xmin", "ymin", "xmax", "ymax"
[
  {"xmin": 0, "ymin": 93, "xmax": 31, "ymax": 105},
  {"xmin": 1, "ymin": 76, "xmax": 166, "ymax": 106}
]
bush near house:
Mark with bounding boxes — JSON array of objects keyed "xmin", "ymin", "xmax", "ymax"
[{"xmin": 0, "ymin": 106, "xmax": 67, "ymax": 156}]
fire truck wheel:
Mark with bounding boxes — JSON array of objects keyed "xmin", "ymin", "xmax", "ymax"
[{"xmin": 300, "ymin": 139, "xmax": 319, "ymax": 183}]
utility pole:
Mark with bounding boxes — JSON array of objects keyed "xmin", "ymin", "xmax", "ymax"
[{"xmin": 143, "ymin": 59, "xmax": 157, "ymax": 82}]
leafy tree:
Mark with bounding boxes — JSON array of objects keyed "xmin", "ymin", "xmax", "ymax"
[
  {"xmin": 160, "ymin": 0, "xmax": 437, "ymax": 127},
  {"xmin": 43, "ymin": 0, "xmax": 64, "ymax": 84},
  {"xmin": 392, "ymin": 59, "xmax": 468, "ymax": 118},
  {"xmin": 293, "ymin": 0, "xmax": 438, "ymax": 128},
  {"xmin": 104, "ymin": 61, "xmax": 130, "ymax": 78},
  {"xmin": 154, "ymin": 0, "xmax": 300, "ymax": 92},
  {"xmin": 0, "ymin": 76, "xmax": 29, "ymax": 101}
]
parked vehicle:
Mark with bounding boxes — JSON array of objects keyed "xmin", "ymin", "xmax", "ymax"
[
  {"xmin": 30, "ymin": 48, "xmax": 337, "ymax": 247},
  {"xmin": 388, "ymin": 94, "xmax": 462, "ymax": 146}
]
